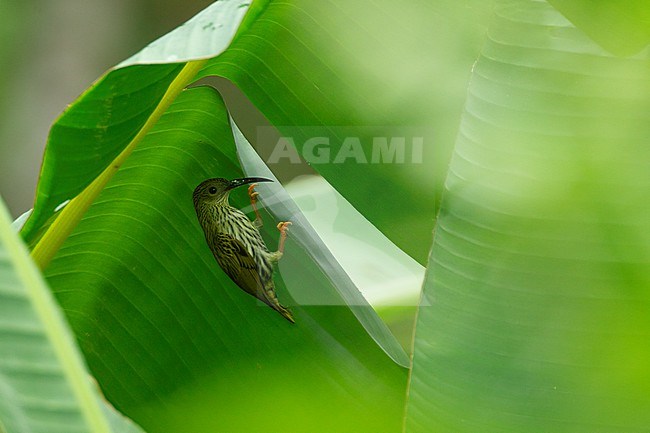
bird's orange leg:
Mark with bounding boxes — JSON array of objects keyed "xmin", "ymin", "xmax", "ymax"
[
  {"xmin": 277, "ymin": 221, "xmax": 292, "ymax": 255},
  {"xmin": 248, "ymin": 183, "xmax": 263, "ymax": 228}
]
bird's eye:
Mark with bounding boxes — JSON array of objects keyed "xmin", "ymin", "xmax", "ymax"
[{"xmin": 208, "ymin": 186, "xmax": 217, "ymax": 194}]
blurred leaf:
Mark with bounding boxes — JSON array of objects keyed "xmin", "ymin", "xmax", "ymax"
[
  {"xmin": 44, "ymin": 86, "xmax": 407, "ymax": 433},
  {"xmin": 406, "ymin": 1, "xmax": 650, "ymax": 431},
  {"xmin": 103, "ymin": 409, "xmax": 146, "ymax": 433},
  {"xmin": 0, "ymin": 198, "xmax": 144, "ymax": 433},
  {"xmin": 548, "ymin": 0, "xmax": 650, "ymax": 56}
]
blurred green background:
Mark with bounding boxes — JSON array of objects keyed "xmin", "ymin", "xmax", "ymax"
[{"xmin": 0, "ymin": 0, "xmax": 214, "ymax": 218}]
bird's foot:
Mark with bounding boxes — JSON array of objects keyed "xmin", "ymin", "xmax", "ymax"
[
  {"xmin": 277, "ymin": 221, "xmax": 292, "ymax": 254},
  {"xmin": 247, "ymin": 183, "xmax": 259, "ymax": 204},
  {"xmin": 248, "ymin": 183, "xmax": 263, "ymax": 227},
  {"xmin": 277, "ymin": 221, "xmax": 292, "ymax": 237}
]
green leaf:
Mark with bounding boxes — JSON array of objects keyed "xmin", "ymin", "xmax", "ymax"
[
  {"xmin": 20, "ymin": 63, "xmax": 183, "ymax": 243},
  {"xmin": 21, "ymin": 0, "xmax": 253, "ymax": 244},
  {"xmin": 117, "ymin": 0, "xmax": 252, "ymax": 67},
  {"xmin": 547, "ymin": 0, "xmax": 650, "ymax": 56},
  {"xmin": 0, "ymin": 198, "xmax": 144, "ymax": 433},
  {"xmin": 198, "ymin": 0, "xmax": 494, "ymax": 262},
  {"xmin": 44, "ymin": 86, "xmax": 407, "ymax": 433},
  {"xmin": 22, "ymin": 0, "xmax": 494, "ymax": 265},
  {"xmin": 406, "ymin": 1, "xmax": 650, "ymax": 431}
]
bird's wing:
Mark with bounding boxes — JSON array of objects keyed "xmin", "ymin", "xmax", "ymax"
[
  {"xmin": 212, "ymin": 232, "xmax": 265, "ymax": 299},
  {"xmin": 211, "ymin": 232, "xmax": 295, "ymax": 324}
]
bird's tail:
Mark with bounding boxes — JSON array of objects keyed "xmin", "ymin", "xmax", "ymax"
[
  {"xmin": 273, "ymin": 303, "xmax": 295, "ymax": 324},
  {"xmin": 263, "ymin": 285, "xmax": 295, "ymax": 324}
]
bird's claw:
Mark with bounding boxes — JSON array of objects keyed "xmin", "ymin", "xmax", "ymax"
[
  {"xmin": 248, "ymin": 183, "xmax": 259, "ymax": 203},
  {"xmin": 277, "ymin": 221, "xmax": 292, "ymax": 237}
]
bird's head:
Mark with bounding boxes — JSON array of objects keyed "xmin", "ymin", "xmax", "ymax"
[{"xmin": 193, "ymin": 177, "xmax": 273, "ymax": 208}]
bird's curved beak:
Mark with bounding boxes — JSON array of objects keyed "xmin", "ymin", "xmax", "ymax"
[{"xmin": 226, "ymin": 177, "xmax": 273, "ymax": 191}]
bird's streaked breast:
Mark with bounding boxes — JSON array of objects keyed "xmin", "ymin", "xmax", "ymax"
[{"xmin": 210, "ymin": 205, "xmax": 273, "ymax": 281}]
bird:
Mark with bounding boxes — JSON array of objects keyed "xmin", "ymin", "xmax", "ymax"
[{"xmin": 192, "ymin": 177, "xmax": 294, "ymax": 323}]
